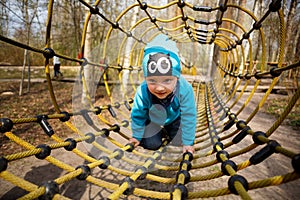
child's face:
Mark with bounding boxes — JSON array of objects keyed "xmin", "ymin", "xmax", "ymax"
[{"xmin": 145, "ymin": 76, "xmax": 177, "ymax": 99}]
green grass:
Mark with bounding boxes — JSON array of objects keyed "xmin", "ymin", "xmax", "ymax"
[{"xmin": 266, "ymin": 97, "xmax": 300, "ymax": 128}]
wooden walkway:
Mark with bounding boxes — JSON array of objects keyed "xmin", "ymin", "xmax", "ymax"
[{"xmin": 237, "ymin": 85, "xmax": 296, "ymax": 93}]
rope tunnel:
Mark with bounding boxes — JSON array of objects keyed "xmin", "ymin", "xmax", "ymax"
[{"xmin": 0, "ymin": 0, "xmax": 300, "ymax": 199}]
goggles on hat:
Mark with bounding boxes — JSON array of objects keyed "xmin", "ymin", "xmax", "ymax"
[{"xmin": 147, "ymin": 53, "xmax": 172, "ymax": 76}]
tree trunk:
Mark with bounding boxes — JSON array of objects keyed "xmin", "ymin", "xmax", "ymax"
[
  {"xmin": 237, "ymin": 0, "xmax": 248, "ymax": 62},
  {"xmin": 82, "ymin": 21, "xmax": 93, "ymax": 105},
  {"xmin": 284, "ymin": 0, "xmax": 297, "ymax": 63},
  {"xmin": 167, "ymin": 0, "xmax": 181, "ymax": 32},
  {"xmin": 0, "ymin": 0, "xmax": 9, "ymax": 35},
  {"xmin": 253, "ymin": 0, "xmax": 263, "ymax": 61},
  {"xmin": 294, "ymin": 22, "xmax": 300, "ymax": 62},
  {"xmin": 122, "ymin": 6, "xmax": 138, "ymax": 98},
  {"xmin": 19, "ymin": 0, "xmax": 30, "ymax": 96},
  {"xmin": 19, "ymin": 49, "xmax": 28, "ymax": 96}
]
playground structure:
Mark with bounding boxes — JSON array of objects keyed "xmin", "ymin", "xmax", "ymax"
[{"xmin": 0, "ymin": 0, "xmax": 300, "ymax": 199}]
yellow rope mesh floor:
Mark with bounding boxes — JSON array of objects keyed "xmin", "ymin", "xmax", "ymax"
[{"xmin": 0, "ymin": 0, "xmax": 300, "ymax": 199}]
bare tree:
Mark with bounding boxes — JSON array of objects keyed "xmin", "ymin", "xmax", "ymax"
[
  {"xmin": 295, "ymin": 22, "xmax": 300, "ymax": 62},
  {"xmin": 167, "ymin": 0, "xmax": 181, "ymax": 32},
  {"xmin": 253, "ymin": 0, "xmax": 263, "ymax": 61},
  {"xmin": 122, "ymin": 6, "xmax": 139, "ymax": 98},
  {"xmin": 0, "ymin": 0, "xmax": 9, "ymax": 36},
  {"xmin": 284, "ymin": 0, "xmax": 297, "ymax": 63},
  {"xmin": 19, "ymin": 0, "xmax": 39, "ymax": 95}
]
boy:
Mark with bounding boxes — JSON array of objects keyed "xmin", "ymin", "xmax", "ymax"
[
  {"xmin": 53, "ymin": 56, "xmax": 63, "ymax": 79},
  {"xmin": 129, "ymin": 34, "xmax": 196, "ymax": 154}
]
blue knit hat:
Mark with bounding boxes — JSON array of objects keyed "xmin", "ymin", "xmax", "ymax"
[{"xmin": 142, "ymin": 34, "xmax": 181, "ymax": 77}]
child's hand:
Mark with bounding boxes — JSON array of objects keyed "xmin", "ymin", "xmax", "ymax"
[
  {"xmin": 183, "ymin": 145, "xmax": 194, "ymax": 154},
  {"xmin": 129, "ymin": 138, "xmax": 140, "ymax": 148}
]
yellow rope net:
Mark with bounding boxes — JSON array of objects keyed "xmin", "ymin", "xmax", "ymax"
[{"xmin": 0, "ymin": 0, "xmax": 299, "ymax": 199}]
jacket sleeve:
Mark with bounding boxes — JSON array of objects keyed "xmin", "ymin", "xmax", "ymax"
[
  {"xmin": 179, "ymin": 77, "xmax": 197, "ymax": 146},
  {"xmin": 131, "ymin": 83, "xmax": 150, "ymax": 141}
]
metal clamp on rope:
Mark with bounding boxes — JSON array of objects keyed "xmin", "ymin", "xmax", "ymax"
[
  {"xmin": 194, "ymin": 19, "xmax": 210, "ymax": 25},
  {"xmin": 38, "ymin": 180, "xmax": 59, "ymax": 200},
  {"xmin": 85, "ymin": 132, "xmax": 95, "ymax": 143},
  {"xmin": 139, "ymin": 2, "xmax": 147, "ymax": 10},
  {"xmin": 80, "ymin": 110, "xmax": 94, "ymax": 126},
  {"xmin": 292, "ymin": 154, "xmax": 300, "ymax": 173},
  {"xmin": 216, "ymin": 106, "xmax": 223, "ymax": 113},
  {"xmin": 221, "ymin": 160, "xmax": 237, "ymax": 175},
  {"xmin": 98, "ymin": 156, "xmax": 110, "ymax": 169},
  {"xmin": 80, "ymin": 57, "xmax": 88, "ymax": 66},
  {"xmin": 269, "ymin": 0, "xmax": 282, "ymax": 12},
  {"xmin": 213, "ymin": 142, "xmax": 224, "ymax": 152},
  {"xmin": 179, "ymin": 160, "xmax": 192, "ymax": 171},
  {"xmin": 153, "ymin": 151, "xmax": 162, "ymax": 160},
  {"xmin": 245, "ymin": 73, "xmax": 252, "ymax": 80},
  {"xmin": 236, "ymin": 120, "xmax": 247, "ymax": 130},
  {"xmin": 35, "ymin": 144, "xmax": 51, "ymax": 159},
  {"xmin": 59, "ymin": 111, "xmax": 70, "ymax": 122},
  {"xmin": 118, "ymin": 64, "xmax": 123, "ymax": 72},
  {"xmin": 111, "ymin": 124, "xmax": 120, "ymax": 133},
  {"xmin": 124, "ymin": 101, "xmax": 131, "ymax": 111},
  {"xmin": 232, "ymin": 126, "xmax": 251, "ymax": 144},
  {"xmin": 270, "ymin": 67, "xmax": 282, "ymax": 77},
  {"xmin": 242, "ymin": 32, "xmax": 250, "ymax": 40},
  {"xmin": 145, "ymin": 157, "xmax": 156, "ymax": 170},
  {"xmin": 37, "ymin": 115, "xmax": 54, "ymax": 137},
  {"xmin": 94, "ymin": 106, "xmax": 102, "ymax": 115},
  {"xmin": 122, "ymin": 177, "xmax": 135, "ymax": 195},
  {"xmin": 128, "ymin": 98, "xmax": 134, "ymax": 104},
  {"xmin": 183, "ymin": 151, "xmax": 194, "ymax": 161},
  {"xmin": 224, "ymin": 107, "xmax": 230, "ymax": 114},
  {"xmin": 135, "ymin": 166, "xmax": 148, "ymax": 180},
  {"xmin": 219, "ymin": 2, "xmax": 228, "ymax": 12},
  {"xmin": 0, "ymin": 157, "xmax": 8, "ymax": 172},
  {"xmin": 125, "ymin": 143, "xmax": 134, "ymax": 152},
  {"xmin": 176, "ymin": 170, "xmax": 190, "ymax": 184},
  {"xmin": 113, "ymin": 149, "xmax": 124, "ymax": 160},
  {"xmin": 171, "ymin": 184, "xmax": 188, "ymax": 200},
  {"xmin": 193, "ymin": 6, "xmax": 212, "ymax": 12},
  {"xmin": 121, "ymin": 120, "xmax": 129, "ymax": 128},
  {"xmin": 254, "ymin": 71, "xmax": 262, "ymax": 80},
  {"xmin": 126, "ymin": 31, "xmax": 132, "ymax": 37},
  {"xmin": 253, "ymin": 21, "xmax": 262, "ymax": 30},
  {"xmin": 64, "ymin": 138, "xmax": 77, "ymax": 151},
  {"xmin": 250, "ymin": 140, "xmax": 281, "ymax": 165},
  {"xmin": 211, "ymin": 135, "xmax": 220, "ymax": 144},
  {"xmin": 43, "ymin": 48, "xmax": 55, "ymax": 59},
  {"xmin": 196, "ymin": 28, "xmax": 209, "ymax": 33},
  {"xmin": 229, "ymin": 113, "xmax": 236, "ymax": 120},
  {"xmin": 90, "ymin": 6, "xmax": 99, "ymax": 14},
  {"xmin": 213, "ymin": 101, "xmax": 220, "ymax": 108},
  {"xmin": 76, "ymin": 165, "xmax": 91, "ymax": 180},
  {"xmin": 114, "ymin": 102, "xmax": 121, "ymax": 109},
  {"xmin": 150, "ymin": 16, "xmax": 156, "ymax": 23},
  {"xmin": 219, "ymin": 111, "xmax": 227, "ymax": 120},
  {"xmin": 0, "ymin": 118, "xmax": 13, "ymax": 133},
  {"xmin": 228, "ymin": 174, "xmax": 248, "ymax": 195},
  {"xmin": 216, "ymin": 150, "xmax": 229, "ymax": 162},
  {"xmin": 252, "ymin": 131, "xmax": 267, "ymax": 145},
  {"xmin": 101, "ymin": 128, "xmax": 110, "ymax": 137},
  {"xmin": 112, "ymin": 22, "xmax": 119, "ymax": 29},
  {"xmin": 108, "ymin": 105, "xmax": 117, "ymax": 118}
]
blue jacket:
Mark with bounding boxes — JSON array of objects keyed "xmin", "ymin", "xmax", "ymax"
[{"xmin": 131, "ymin": 76, "xmax": 196, "ymax": 146}]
